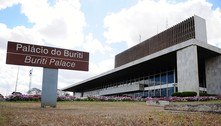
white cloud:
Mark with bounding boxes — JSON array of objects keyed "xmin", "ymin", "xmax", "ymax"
[
  {"xmin": 19, "ymin": 0, "xmax": 86, "ymax": 49},
  {"xmin": 0, "ymin": 0, "xmax": 20, "ymax": 10},
  {"xmin": 104, "ymin": 0, "xmax": 221, "ymax": 48},
  {"xmin": 89, "ymin": 58, "xmax": 114, "ymax": 75},
  {"xmin": 83, "ymin": 33, "xmax": 112, "ymax": 54}
]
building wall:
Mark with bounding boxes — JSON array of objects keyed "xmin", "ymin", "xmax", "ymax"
[
  {"xmin": 194, "ymin": 15, "xmax": 207, "ymax": 43},
  {"xmin": 206, "ymin": 55, "xmax": 221, "ymax": 95},
  {"xmin": 177, "ymin": 45, "xmax": 200, "ymax": 95}
]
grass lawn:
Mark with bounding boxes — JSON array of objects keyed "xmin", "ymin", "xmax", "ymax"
[{"xmin": 0, "ymin": 101, "xmax": 221, "ymax": 126}]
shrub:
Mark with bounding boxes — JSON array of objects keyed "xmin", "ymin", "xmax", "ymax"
[
  {"xmin": 172, "ymin": 92, "xmax": 182, "ymax": 97},
  {"xmin": 199, "ymin": 92, "xmax": 217, "ymax": 96},
  {"xmin": 181, "ymin": 91, "xmax": 197, "ymax": 97},
  {"xmin": 172, "ymin": 91, "xmax": 197, "ymax": 97},
  {"xmin": 5, "ymin": 94, "xmax": 41, "ymax": 101}
]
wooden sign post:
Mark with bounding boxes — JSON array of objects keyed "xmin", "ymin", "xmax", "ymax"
[{"xmin": 6, "ymin": 41, "xmax": 89, "ymax": 107}]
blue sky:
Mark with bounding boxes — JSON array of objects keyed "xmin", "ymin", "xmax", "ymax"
[
  {"xmin": 0, "ymin": 0, "xmax": 221, "ymax": 95},
  {"xmin": 0, "ymin": 0, "xmax": 220, "ymax": 45},
  {"xmin": 0, "ymin": 4, "xmax": 32, "ymax": 28},
  {"xmin": 0, "ymin": 0, "xmax": 220, "ymax": 31},
  {"xmin": 209, "ymin": 0, "xmax": 221, "ymax": 8}
]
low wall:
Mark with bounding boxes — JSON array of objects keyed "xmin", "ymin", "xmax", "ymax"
[{"xmin": 164, "ymin": 104, "xmax": 221, "ymax": 113}]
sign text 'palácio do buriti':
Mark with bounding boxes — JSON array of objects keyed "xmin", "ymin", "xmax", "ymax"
[{"xmin": 6, "ymin": 41, "xmax": 89, "ymax": 71}]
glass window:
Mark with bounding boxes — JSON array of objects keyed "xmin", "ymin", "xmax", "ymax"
[
  {"xmin": 149, "ymin": 76, "xmax": 154, "ymax": 87},
  {"xmin": 161, "ymin": 73, "xmax": 167, "ymax": 85},
  {"xmin": 155, "ymin": 74, "xmax": 160, "ymax": 86},
  {"xmin": 168, "ymin": 87, "xmax": 174, "ymax": 96},
  {"xmin": 135, "ymin": 92, "xmax": 140, "ymax": 97},
  {"xmin": 144, "ymin": 91, "xmax": 148, "ymax": 97},
  {"xmin": 168, "ymin": 71, "xmax": 174, "ymax": 83},
  {"xmin": 149, "ymin": 90, "xmax": 155, "ymax": 97},
  {"xmin": 161, "ymin": 88, "xmax": 167, "ymax": 97},
  {"xmin": 144, "ymin": 77, "xmax": 149, "ymax": 87},
  {"xmin": 155, "ymin": 89, "xmax": 161, "ymax": 97}
]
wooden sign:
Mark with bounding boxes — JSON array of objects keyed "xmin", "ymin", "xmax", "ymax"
[{"xmin": 6, "ymin": 41, "xmax": 89, "ymax": 71}]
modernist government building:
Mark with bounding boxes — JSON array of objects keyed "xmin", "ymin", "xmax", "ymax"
[{"xmin": 63, "ymin": 15, "xmax": 221, "ymax": 97}]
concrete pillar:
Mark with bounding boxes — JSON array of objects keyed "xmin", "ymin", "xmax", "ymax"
[
  {"xmin": 177, "ymin": 45, "xmax": 199, "ymax": 95},
  {"xmin": 194, "ymin": 15, "xmax": 207, "ymax": 43},
  {"xmin": 206, "ymin": 56, "xmax": 221, "ymax": 95},
  {"xmin": 41, "ymin": 68, "xmax": 58, "ymax": 108}
]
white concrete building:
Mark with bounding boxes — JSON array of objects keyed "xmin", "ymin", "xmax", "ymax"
[{"xmin": 63, "ymin": 15, "xmax": 221, "ymax": 97}]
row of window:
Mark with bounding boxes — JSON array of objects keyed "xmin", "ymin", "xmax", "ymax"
[
  {"xmin": 85, "ymin": 70, "xmax": 176, "ymax": 98},
  {"xmin": 141, "ymin": 70, "xmax": 175, "ymax": 87},
  {"xmin": 86, "ymin": 70, "xmax": 176, "ymax": 92},
  {"xmin": 123, "ymin": 87, "xmax": 176, "ymax": 98}
]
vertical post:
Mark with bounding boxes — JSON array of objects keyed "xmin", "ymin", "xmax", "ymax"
[
  {"xmin": 29, "ymin": 68, "xmax": 33, "ymax": 91},
  {"xmin": 41, "ymin": 68, "xmax": 58, "ymax": 108},
  {"xmin": 15, "ymin": 66, "xmax": 20, "ymax": 92}
]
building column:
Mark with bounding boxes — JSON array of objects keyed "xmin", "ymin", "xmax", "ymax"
[
  {"xmin": 206, "ymin": 56, "xmax": 221, "ymax": 95},
  {"xmin": 194, "ymin": 15, "xmax": 207, "ymax": 43},
  {"xmin": 177, "ymin": 45, "xmax": 199, "ymax": 95}
]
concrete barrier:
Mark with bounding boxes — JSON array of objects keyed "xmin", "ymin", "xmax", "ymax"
[
  {"xmin": 146, "ymin": 100, "xmax": 170, "ymax": 106},
  {"xmin": 164, "ymin": 104, "xmax": 221, "ymax": 113}
]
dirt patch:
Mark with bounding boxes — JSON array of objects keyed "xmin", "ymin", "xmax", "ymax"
[{"xmin": 0, "ymin": 101, "xmax": 221, "ymax": 126}]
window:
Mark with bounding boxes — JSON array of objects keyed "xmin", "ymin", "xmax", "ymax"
[
  {"xmin": 155, "ymin": 74, "xmax": 160, "ymax": 86},
  {"xmin": 155, "ymin": 89, "xmax": 161, "ymax": 97},
  {"xmin": 168, "ymin": 71, "xmax": 174, "ymax": 83},
  {"xmin": 149, "ymin": 76, "xmax": 154, "ymax": 86},
  {"xmin": 161, "ymin": 88, "xmax": 167, "ymax": 97},
  {"xmin": 144, "ymin": 77, "xmax": 149, "ymax": 87},
  {"xmin": 149, "ymin": 90, "xmax": 155, "ymax": 97},
  {"xmin": 143, "ymin": 91, "xmax": 148, "ymax": 97},
  {"xmin": 168, "ymin": 87, "xmax": 174, "ymax": 96},
  {"xmin": 161, "ymin": 73, "xmax": 167, "ymax": 85}
]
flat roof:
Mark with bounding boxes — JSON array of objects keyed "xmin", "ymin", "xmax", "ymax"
[{"xmin": 62, "ymin": 39, "xmax": 221, "ymax": 92}]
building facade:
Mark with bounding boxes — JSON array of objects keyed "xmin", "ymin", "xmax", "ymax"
[{"xmin": 63, "ymin": 15, "xmax": 221, "ymax": 97}]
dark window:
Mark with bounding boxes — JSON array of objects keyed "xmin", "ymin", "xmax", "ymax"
[
  {"xmin": 144, "ymin": 77, "xmax": 149, "ymax": 87},
  {"xmin": 161, "ymin": 73, "xmax": 167, "ymax": 84},
  {"xmin": 155, "ymin": 89, "xmax": 161, "ymax": 97},
  {"xmin": 149, "ymin": 90, "xmax": 155, "ymax": 97},
  {"xmin": 161, "ymin": 88, "xmax": 167, "ymax": 97},
  {"xmin": 168, "ymin": 87, "xmax": 174, "ymax": 96},
  {"xmin": 143, "ymin": 91, "xmax": 148, "ymax": 97},
  {"xmin": 168, "ymin": 71, "xmax": 174, "ymax": 83},
  {"xmin": 149, "ymin": 76, "xmax": 154, "ymax": 86},
  {"xmin": 155, "ymin": 74, "xmax": 160, "ymax": 86}
]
